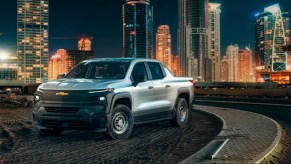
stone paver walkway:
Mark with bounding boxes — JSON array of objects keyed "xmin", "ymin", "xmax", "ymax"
[{"xmin": 181, "ymin": 105, "xmax": 282, "ymax": 163}]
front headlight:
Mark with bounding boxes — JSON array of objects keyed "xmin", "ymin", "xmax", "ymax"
[
  {"xmin": 34, "ymin": 95, "xmax": 40, "ymax": 103},
  {"xmin": 89, "ymin": 88, "xmax": 114, "ymax": 94},
  {"xmin": 98, "ymin": 96, "xmax": 107, "ymax": 104}
]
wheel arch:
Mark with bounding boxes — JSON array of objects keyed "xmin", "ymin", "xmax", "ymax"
[
  {"xmin": 110, "ymin": 92, "xmax": 132, "ymax": 113},
  {"xmin": 176, "ymin": 88, "xmax": 190, "ymax": 105}
]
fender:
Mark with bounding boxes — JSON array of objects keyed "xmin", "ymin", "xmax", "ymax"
[
  {"xmin": 108, "ymin": 92, "xmax": 132, "ymax": 114},
  {"xmin": 177, "ymin": 87, "xmax": 190, "ymax": 96},
  {"xmin": 176, "ymin": 87, "xmax": 190, "ymax": 105}
]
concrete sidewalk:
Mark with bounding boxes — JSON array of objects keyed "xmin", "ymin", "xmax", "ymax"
[{"xmin": 181, "ymin": 105, "xmax": 282, "ymax": 163}]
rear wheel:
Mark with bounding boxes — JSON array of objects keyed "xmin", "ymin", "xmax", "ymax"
[
  {"xmin": 170, "ymin": 98, "xmax": 189, "ymax": 127},
  {"xmin": 105, "ymin": 104, "xmax": 134, "ymax": 140}
]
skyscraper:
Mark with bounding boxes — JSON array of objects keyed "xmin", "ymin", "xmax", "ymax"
[
  {"xmin": 17, "ymin": 0, "xmax": 49, "ymax": 83},
  {"xmin": 48, "ymin": 49, "xmax": 70, "ymax": 81},
  {"xmin": 221, "ymin": 56, "xmax": 228, "ymax": 82},
  {"xmin": 156, "ymin": 25, "xmax": 172, "ymax": 70},
  {"xmin": 255, "ymin": 4, "xmax": 290, "ymax": 78},
  {"xmin": 226, "ymin": 44, "xmax": 239, "ymax": 82},
  {"xmin": 123, "ymin": 0, "xmax": 153, "ymax": 58},
  {"xmin": 172, "ymin": 55, "xmax": 180, "ymax": 77},
  {"xmin": 238, "ymin": 48, "xmax": 254, "ymax": 82},
  {"xmin": 208, "ymin": 3, "xmax": 221, "ymax": 82},
  {"xmin": 78, "ymin": 37, "xmax": 92, "ymax": 51},
  {"xmin": 178, "ymin": 0, "xmax": 209, "ymax": 81}
]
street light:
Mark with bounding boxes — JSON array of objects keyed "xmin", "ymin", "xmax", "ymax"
[{"xmin": 0, "ymin": 51, "xmax": 10, "ymax": 60}]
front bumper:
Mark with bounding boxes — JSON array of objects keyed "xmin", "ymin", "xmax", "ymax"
[{"xmin": 33, "ymin": 105, "xmax": 110, "ymax": 132}]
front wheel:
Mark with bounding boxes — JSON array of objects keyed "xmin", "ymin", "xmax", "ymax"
[
  {"xmin": 105, "ymin": 104, "xmax": 134, "ymax": 140},
  {"xmin": 170, "ymin": 98, "xmax": 189, "ymax": 127}
]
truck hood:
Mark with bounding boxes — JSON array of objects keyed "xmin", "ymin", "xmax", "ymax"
[{"xmin": 40, "ymin": 79, "xmax": 124, "ymax": 91}]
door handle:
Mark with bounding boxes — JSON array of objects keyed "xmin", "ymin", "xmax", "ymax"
[
  {"xmin": 148, "ymin": 86, "xmax": 154, "ymax": 89},
  {"xmin": 166, "ymin": 85, "xmax": 171, "ymax": 88}
]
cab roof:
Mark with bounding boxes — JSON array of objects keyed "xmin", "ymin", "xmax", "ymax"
[{"xmin": 83, "ymin": 58, "xmax": 160, "ymax": 63}]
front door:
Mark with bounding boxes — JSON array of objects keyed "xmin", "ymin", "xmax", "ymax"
[{"xmin": 131, "ymin": 62, "xmax": 155, "ymax": 117}]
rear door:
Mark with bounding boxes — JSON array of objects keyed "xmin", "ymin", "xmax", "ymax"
[{"xmin": 146, "ymin": 62, "xmax": 173, "ymax": 115}]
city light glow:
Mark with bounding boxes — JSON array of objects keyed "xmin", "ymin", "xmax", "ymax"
[{"xmin": 0, "ymin": 51, "xmax": 10, "ymax": 60}]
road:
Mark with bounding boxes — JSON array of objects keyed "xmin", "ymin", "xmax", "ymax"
[
  {"xmin": 195, "ymin": 97, "xmax": 291, "ymax": 124},
  {"xmin": 194, "ymin": 96, "xmax": 291, "ymax": 163},
  {"xmin": 0, "ymin": 107, "xmax": 221, "ymax": 163}
]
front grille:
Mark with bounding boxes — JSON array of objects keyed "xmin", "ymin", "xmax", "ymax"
[
  {"xmin": 45, "ymin": 107, "xmax": 80, "ymax": 114},
  {"xmin": 42, "ymin": 90, "xmax": 88, "ymax": 103}
]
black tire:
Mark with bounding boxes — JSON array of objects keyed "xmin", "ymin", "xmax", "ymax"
[
  {"xmin": 105, "ymin": 104, "xmax": 134, "ymax": 140},
  {"xmin": 170, "ymin": 98, "xmax": 189, "ymax": 127}
]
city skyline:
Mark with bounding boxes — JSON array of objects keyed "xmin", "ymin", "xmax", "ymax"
[{"xmin": 1, "ymin": 0, "xmax": 291, "ymax": 58}]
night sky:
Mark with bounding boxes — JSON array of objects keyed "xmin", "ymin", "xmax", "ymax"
[{"xmin": 0, "ymin": 0, "xmax": 291, "ymax": 58}]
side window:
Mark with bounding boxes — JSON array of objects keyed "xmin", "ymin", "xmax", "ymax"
[
  {"xmin": 147, "ymin": 62, "xmax": 165, "ymax": 80},
  {"xmin": 131, "ymin": 62, "xmax": 148, "ymax": 80}
]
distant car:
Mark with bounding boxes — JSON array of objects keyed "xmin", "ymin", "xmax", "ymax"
[{"xmin": 33, "ymin": 58, "xmax": 195, "ymax": 139}]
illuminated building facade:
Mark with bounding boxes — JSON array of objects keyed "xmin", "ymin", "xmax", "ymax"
[
  {"xmin": 226, "ymin": 45, "xmax": 239, "ymax": 82},
  {"xmin": 238, "ymin": 48, "xmax": 254, "ymax": 82},
  {"xmin": 123, "ymin": 0, "xmax": 153, "ymax": 58},
  {"xmin": 171, "ymin": 55, "xmax": 180, "ymax": 77},
  {"xmin": 0, "ymin": 56, "xmax": 18, "ymax": 80},
  {"xmin": 221, "ymin": 56, "xmax": 228, "ymax": 82},
  {"xmin": 255, "ymin": 4, "xmax": 290, "ymax": 83},
  {"xmin": 48, "ymin": 49, "xmax": 70, "ymax": 81},
  {"xmin": 17, "ymin": 0, "xmax": 49, "ymax": 83},
  {"xmin": 208, "ymin": 3, "xmax": 221, "ymax": 82},
  {"xmin": 178, "ymin": 0, "xmax": 209, "ymax": 81},
  {"xmin": 78, "ymin": 37, "xmax": 92, "ymax": 51},
  {"xmin": 288, "ymin": 54, "xmax": 291, "ymax": 71},
  {"xmin": 156, "ymin": 25, "xmax": 172, "ymax": 71}
]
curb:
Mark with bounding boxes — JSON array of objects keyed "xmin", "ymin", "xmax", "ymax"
[
  {"xmin": 180, "ymin": 106, "xmax": 282, "ymax": 163},
  {"xmin": 180, "ymin": 107, "xmax": 226, "ymax": 164},
  {"xmin": 251, "ymin": 114, "xmax": 282, "ymax": 163}
]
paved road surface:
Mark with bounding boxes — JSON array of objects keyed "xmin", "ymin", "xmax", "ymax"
[{"xmin": 195, "ymin": 96, "xmax": 291, "ymax": 163}]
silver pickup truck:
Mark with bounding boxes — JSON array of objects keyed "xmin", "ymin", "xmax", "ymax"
[{"xmin": 33, "ymin": 58, "xmax": 195, "ymax": 139}]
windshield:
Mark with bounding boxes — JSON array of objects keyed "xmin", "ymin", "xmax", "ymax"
[{"xmin": 64, "ymin": 61, "xmax": 130, "ymax": 79}]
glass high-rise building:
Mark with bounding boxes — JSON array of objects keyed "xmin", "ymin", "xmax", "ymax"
[
  {"xmin": 17, "ymin": 0, "xmax": 49, "ymax": 83},
  {"xmin": 122, "ymin": 0, "xmax": 153, "ymax": 58},
  {"xmin": 255, "ymin": 4, "xmax": 290, "ymax": 73},
  {"xmin": 178, "ymin": 0, "xmax": 209, "ymax": 81}
]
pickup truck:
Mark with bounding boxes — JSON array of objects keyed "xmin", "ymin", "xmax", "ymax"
[{"xmin": 33, "ymin": 58, "xmax": 195, "ymax": 139}]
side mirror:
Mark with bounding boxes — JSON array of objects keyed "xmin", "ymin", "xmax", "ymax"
[
  {"xmin": 57, "ymin": 74, "xmax": 65, "ymax": 79},
  {"xmin": 133, "ymin": 74, "xmax": 147, "ymax": 87}
]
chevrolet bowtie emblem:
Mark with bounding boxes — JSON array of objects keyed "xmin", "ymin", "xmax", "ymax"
[{"xmin": 55, "ymin": 92, "xmax": 69, "ymax": 96}]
